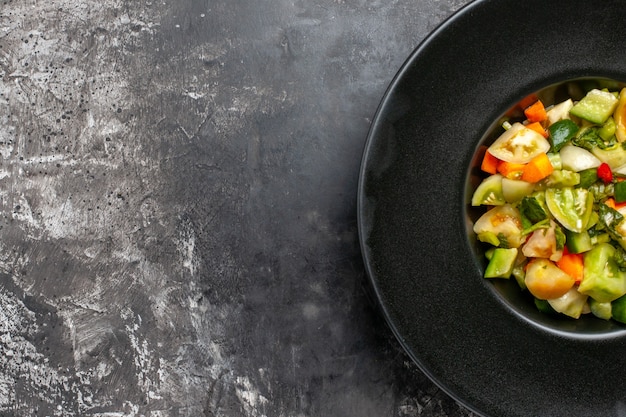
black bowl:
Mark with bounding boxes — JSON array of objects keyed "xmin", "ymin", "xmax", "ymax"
[
  {"xmin": 358, "ymin": 1, "xmax": 626, "ymax": 416},
  {"xmin": 466, "ymin": 78, "xmax": 626, "ymax": 339}
]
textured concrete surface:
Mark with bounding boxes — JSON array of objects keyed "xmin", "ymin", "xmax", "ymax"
[{"xmin": 0, "ymin": 0, "xmax": 477, "ymax": 416}]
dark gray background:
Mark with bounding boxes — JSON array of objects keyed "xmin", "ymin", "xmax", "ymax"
[{"xmin": 0, "ymin": 0, "xmax": 478, "ymax": 415}]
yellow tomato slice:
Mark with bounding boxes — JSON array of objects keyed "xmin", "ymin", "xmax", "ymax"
[{"xmin": 525, "ymin": 258, "xmax": 576, "ymax": 300}]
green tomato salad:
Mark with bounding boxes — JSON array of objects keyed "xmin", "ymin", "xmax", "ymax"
[{"xmin": 471, "ymin": 83, "xmax": 626, "ymax": 322}]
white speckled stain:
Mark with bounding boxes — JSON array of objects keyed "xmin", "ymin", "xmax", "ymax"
[
  {"xmin": 236, "ymin": 376, "xmax": 269, "ymax": 416},
  {"xmin": 0, "ymin": 290, "xmax": 88, "ymax": 416},
  {"xmin": 178, "ymin": 217, "xmax": 198, "ymax": 277},
  {"xmin": 0, "ymin": 0, "xmax": 239, "ymax": 415}
]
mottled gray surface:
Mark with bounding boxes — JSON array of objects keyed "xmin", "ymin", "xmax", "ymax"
[{"xmin": 0, "ymin": 0, "xmax": 478, "ymax": 416}]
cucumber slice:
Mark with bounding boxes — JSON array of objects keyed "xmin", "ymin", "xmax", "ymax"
[
  {"xmin": 577, "ymin": 168, "xmax": 598, "ymax": 188},
  {"xmin": 484, "ymin": 248, "xmax": 518, "ymax": 278},
  {"xmin": 565, "ymin": 229, "xmax": 592, "ymax": 254},
  {"xmin": 599, "ymin": 117, "xmax": 616, "ymax": 141},
  {"xmin": 615, "ymin": 181, "xmax": 626, "ymax": 203},
  {"xmin": 611, "ymin": 294, "xmax": 626, "ymax": 323},
  {"xmin": 570, "ymin": 89, "xmax": 619, "ymax": 124},
  {"xmin": 548, "ymin": 119, "xmax": 579, "ymax": 152}
]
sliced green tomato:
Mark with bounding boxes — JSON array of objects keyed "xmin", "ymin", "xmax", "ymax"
[
  {"xmin": 473, "ymin": 204, "xmax": 524, "ymax": 248},
  {"xmin": 544, "ymin": 187, "xmax": 593, "ymax": 233},
  {"xmin": 471, "ymin": 174, "xmax": 505, "ymax": 206},
  {"xmin": 488, "ymin": 122, "xmax": 551, "ymax": 164},
  {"xmin": 501, "ymin": 177, "xmax": 534, "ymax": 203}
]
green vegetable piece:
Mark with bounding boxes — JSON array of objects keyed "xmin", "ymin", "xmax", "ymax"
[
  {"xmin": 599, "ymin": 117, "xmax": 617, "ymax": 141},
  {"xmin": 579, "ymin": 243, "xmax": 626, "ymax": 303},
  {"xmin": 588, "ymin": 182, "xmax": 615, "ymax": 202},
  {"xmin": 477, "ymin": 232, "xmax": 500, "ymax": 247},
  {"xmin": 590, "ymin": 232, "xmax": 611, "ymax": 246},
  {"xmin": 570, "ymin": 89, "xmax": 619, "ymax": 124},
  {"xmin": 547, "ymin": 288, "xmax": 588, "ymax": 319},
  {"xmin": 548, "ymin": 119, "xmax": 579, "ymax": 152},
  {"xmin": 473, "ymin": 205, "xmax": 524, "ymax": 248},
  {"xmin": 586, "ymin": 211, "xmax": 599, "ymax": 229},
  {"xmin": 591, "ymin": 143, "xmax": 626, "ymax": 168},
  {"xmin": 597, "ymin": 203, "xmax": 626, "ymax": 247},
  {"xmin": 501, "ymin": 177, "xmax": 535, "ymax": 203},
  {"xmin": 565, "ymin": 229, "xmax": 592, "ymax": 254},
  {"xmin": 613, "ymin": 245, "xmax": 626, "ymax": 270},
  {"xmin": 519, "ymin": 195, "xmax": 547, "ymax": 225},
  {"xmin": 471, "ymin": 174, "xmax": 505, "ymax": 206},
  {"xmin": 512, "ymin": 263, "xmax": 526, "ymax": 290},
  {"xmin": 545, "ymin": 187, "xmax": 593, "ymax": 233},
  {"xmin": 611, "ymin": 294, "xmax": 626, "ymax": 323},
  {"xmin": 615, "ymin": 180, "xmax": 626, "ymax": 203},
  {"xmin": 521, "ymin": 219, "xmax": 550, "ymax": 237},
  {"xmin": 577, "ymin": 168, "xmax": 598, "ymax": 189},
  {"xmin": 554, "ymin": 223, "xmax": 566, "ymax": 251},
  {"xmin": 574, "ymin": 126, "xmax": 616, "ymax": 151},
  {"xmin": 547, "ymin": 153, "xmax": 562, "ymax": 170},
  {"xmin": 589, "ymin": 298, "xmax": 612, "ymax": 320},
  {"xmin": 540, "ymin": 170, "xmax": 580, "ymax": 188},
  {"xmin": 534, "ymin": 298, "xmax": 556, "ymax": 314},
  {"xmin": 484, "ymin": 248, "xmax": 518, "ymax": 278}
]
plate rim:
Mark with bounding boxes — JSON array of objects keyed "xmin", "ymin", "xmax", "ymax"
[
  {"xmin": 357, "ymin": 1, "xmax": 490, "ymax": 415},
  {"xmin": 356, "ymin": 0, "xmax": 626, "ymax": 416}
]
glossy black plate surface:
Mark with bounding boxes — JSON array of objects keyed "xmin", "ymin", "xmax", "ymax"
[{"xmin": 357, "ymin": 1, "xmax": 626, "ymax": 416}]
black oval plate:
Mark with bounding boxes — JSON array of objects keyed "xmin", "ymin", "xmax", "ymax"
[{"xmin": 357, "ymin": 1, "xmax": 626, "ymax": 416}]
